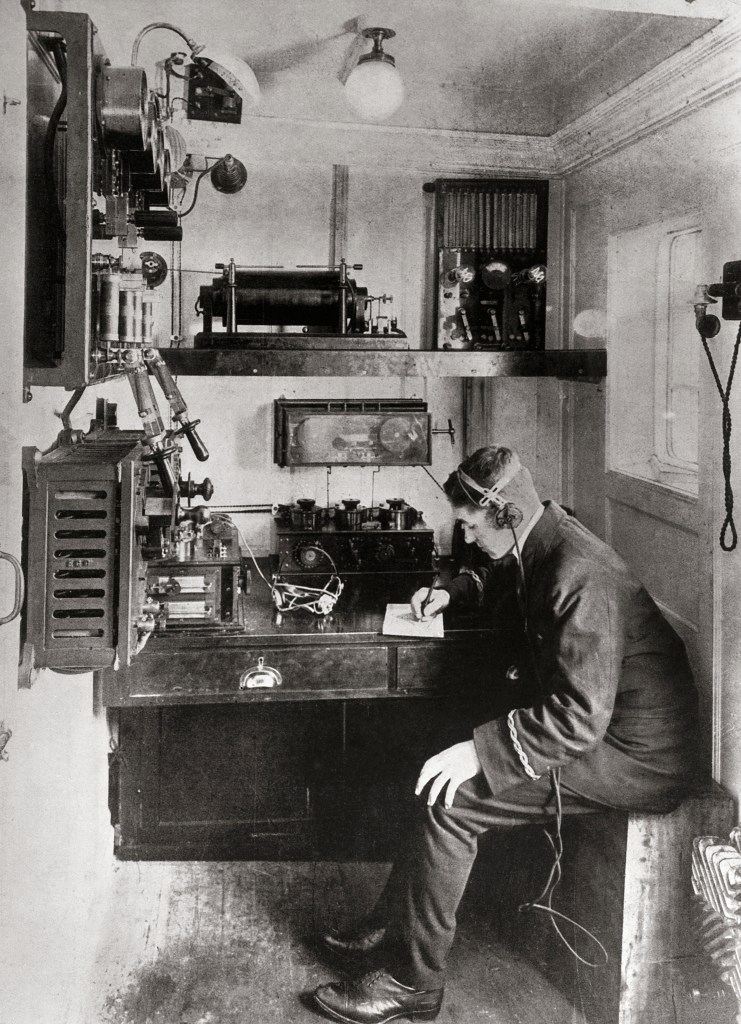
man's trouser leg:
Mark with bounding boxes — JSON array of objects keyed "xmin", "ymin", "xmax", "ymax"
[{"xmin": 384, "ymin": 772, "xmax": 601, "ymax": 990}]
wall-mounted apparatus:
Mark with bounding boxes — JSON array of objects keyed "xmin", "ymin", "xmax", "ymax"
[
  {"xmin": 24, "ymin": 10, "xmax": 184, "ymax": 391},
  {"xmin": 130, "ymin": 21, "xmax": 260, "ymax": 126},
  {"xmin": 274, "ymin": 399, "xmax": 431, "ymax": 467},
  {"xmin": 195, "ymin": 259, "xmax": 406, "ymax": 347},
  {"xmin": 20, "ymin": 398, "xmax": 240, "ymax": 687},
  {"xmin": 23, "ymin": 10, "xmax": 255, "ymax": 394},
  {"xmin": 426, "ymin": 178, "xmax": 549, "ymax": 351}
]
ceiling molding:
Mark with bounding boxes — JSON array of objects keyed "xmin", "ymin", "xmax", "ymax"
[
  {"xmin": 552, "ymin": 11, "xmax": 741, "ymax": 172},
  {"xmin": 519, "ymin": 0, "xmax": 734, "ymax": 17},
  {"xmin": 196, "ymin": 115, "xmax": 559, "ymax": 176},
  {"xmin": 189, "ymin": 13, "xmax": 740, "ymax": 179}
]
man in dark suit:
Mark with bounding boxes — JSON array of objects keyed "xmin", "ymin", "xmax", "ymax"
[{"xmin": 312, "ymin": 446, "xmax": 702, "ymax": 1024}]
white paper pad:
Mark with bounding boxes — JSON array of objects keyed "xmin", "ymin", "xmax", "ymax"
[{"xmin": 382, "ymin": 603, "xmax": 444, "ymax": 638}]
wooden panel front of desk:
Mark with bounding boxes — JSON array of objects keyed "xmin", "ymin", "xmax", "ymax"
[{"xmin": 108, "ymin": 636, "xmax": 511, "ymax": 860}]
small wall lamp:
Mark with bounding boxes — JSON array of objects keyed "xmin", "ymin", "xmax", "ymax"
[
  {"xmin": 344, "ymin": 27, "xmax": 404, "ymax": 122},
  {"xmin": 210, "ymin": 154, "xmax": 248, "ymax": 194},
  {"xmin": 130, "ymin": 22, "xmax": 260, "ymax": 121},
  {"xmin": 179, "ymin": 154, "xmax": 248, "ymax": 218}
]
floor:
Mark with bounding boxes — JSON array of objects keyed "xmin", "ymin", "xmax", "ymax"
[{"xmin": 84, "ymin": 842, "xmax": 609, "ymax": 1024}]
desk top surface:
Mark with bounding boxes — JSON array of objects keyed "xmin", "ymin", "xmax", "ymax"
[{"xmin": 151, "ymin": 572, "xmax": 493, "ymax": 650}]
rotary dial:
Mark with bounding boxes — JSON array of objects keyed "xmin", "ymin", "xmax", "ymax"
[{"xmin": 293, "ymin": 542, "xmax": 326, "ymax": 570}]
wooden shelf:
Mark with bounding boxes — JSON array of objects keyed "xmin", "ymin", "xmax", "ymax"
[{"xmin": 162, "ymin": 347, "xmax": 606, "ymax": 380}]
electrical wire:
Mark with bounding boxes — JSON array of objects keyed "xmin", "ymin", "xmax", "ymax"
[
  {"xmin": 210, "ymin": 513, "xmax": 273, "ymax": 590},
  {"xmin": 178, "ymin": 158, "xmax": 227, "ymax": 219},
  {"xmin": 44, "ymin": 41, "xmax": 68, "ymax": 238},
  {"xmin": 699, "ymin": 320, "xmax": 741, "ymax": 551},
  {"xmin": 210, "ymin": 514, "xmax": 343, "ymax": 615},
  {"xmin": 510, "ymin": 521, "xmax": 608, "ymax": 968},
  {"xmin": 178, "ymin": 165, "xmax": 212, "ymax": 219},
  {"xmin": 420, "ymin": 465, "xmax": 447, "ymax": 492},
  {"xmin": 517, "ymin": 767, "xmax": 609, "ymax": 968}
]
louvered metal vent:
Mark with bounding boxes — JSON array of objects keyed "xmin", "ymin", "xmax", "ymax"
[
  {"xmin": 21, "ymin": 429, "xmax": 147, "ymax": 681},
  {"xmin": 46, "ymin": 485, "xmax": 115, "ymax": 651},
  {"xmin": 440, "ymin": 186, "xmax": 542, "ymax": 252}
]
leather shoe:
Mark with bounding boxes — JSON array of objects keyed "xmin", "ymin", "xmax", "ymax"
[
  {"xmin": 313, "ymin": 968, "xmax": 443, "ymax": 1023},
  {"xmin": 319, "ymin": 922, "xmax": 388, "ymax": 963}
]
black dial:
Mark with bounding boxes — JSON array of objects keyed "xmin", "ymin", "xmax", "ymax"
[
  {"xmin": 373, "ymin": 541, "xmax": 397, "ymax": 565},
  {"xmin": 293, "ymin": 542, "xmax": 326, "ymax": 569}
]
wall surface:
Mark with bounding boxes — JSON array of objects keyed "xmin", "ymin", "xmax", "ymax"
[{"xmin": 563, "ymin": 101, "xmax": 741, "ymax": 786}]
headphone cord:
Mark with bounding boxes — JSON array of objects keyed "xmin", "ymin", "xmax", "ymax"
[
  {"xmin": 518, "ymin": 768, "xmax": 609, "ymax": 968},
  {"xmin": 509, "ymin": 525, "xmax": 608, "ymax": 968},
  {"xmin": 211, "ymin": 514, "xmax": 273, "ymax": 590},
  {"xmin": 213, "ymin": 516, "xmax": 342, "ymax": 614},
  {"xmin": 698, "ymin": 319, "xmax": 741, "ymax": 551}
]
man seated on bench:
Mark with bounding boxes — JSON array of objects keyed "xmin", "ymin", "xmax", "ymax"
[{"xmin": 311, "ymin": 445, "xmax": 702, "ymax": 1024}]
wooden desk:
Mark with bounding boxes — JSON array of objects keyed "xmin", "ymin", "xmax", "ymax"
[
  {"xmin": 102, "ymin": 578, "xmax": 515, "ymax": 860},
  {"xmin": 101, "ymin": 578, "xmax": 506, "ymax": 706}
]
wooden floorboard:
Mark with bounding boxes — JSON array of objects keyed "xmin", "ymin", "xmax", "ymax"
[{"xmin": 84, "ymin": 855, "xmax": 598, "ymax": 1024}]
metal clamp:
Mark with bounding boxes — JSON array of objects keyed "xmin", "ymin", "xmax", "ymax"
[
  {"xmin": 239, "ymin": 656, "xmax": 282, "ymax": 689},
  {"xmin": 0, "ymin": 550, "xmax": 24, "ymax": 626}
]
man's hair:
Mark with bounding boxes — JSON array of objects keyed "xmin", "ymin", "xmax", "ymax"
[{"xmin": 444, "ymin": 446, "xmax": 518, "ymax": 514}]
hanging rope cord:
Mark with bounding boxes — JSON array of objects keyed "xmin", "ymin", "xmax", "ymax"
[{"xmin": 699, "ymin": 320, "xmax": 741, "ymax": 551}]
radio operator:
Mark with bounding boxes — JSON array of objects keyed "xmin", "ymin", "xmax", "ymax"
[{"xmin": 311, "ymin": 445, "xmax": 702, "ymax": 1024}]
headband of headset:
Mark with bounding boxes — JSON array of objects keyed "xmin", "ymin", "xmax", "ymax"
[{"xmin": 456, "ymin": 455, "xmax": 522, "ymax": 510}]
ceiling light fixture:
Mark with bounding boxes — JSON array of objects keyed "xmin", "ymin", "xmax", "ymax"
[{"xmin": 344, "ymin": 27, "xmax": 404, "ymax": 122}]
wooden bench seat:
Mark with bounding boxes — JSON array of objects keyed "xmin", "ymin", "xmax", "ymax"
[{"xmin": 467, "ymin": 780, "xmax": 736, "ymax": 1024}]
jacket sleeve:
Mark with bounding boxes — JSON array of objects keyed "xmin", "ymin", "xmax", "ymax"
[
  {"xmin": 443, "ymin": 559, "xmax": 513, "ymax": 608},
  {"xmin": 472, "ymin": 560, "xmax": 624, "ymax": 796}
]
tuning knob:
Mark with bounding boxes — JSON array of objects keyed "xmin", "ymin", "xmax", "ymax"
[
  {"xmin": 447, "ymin": 265, "xmax": 475, "ymax": 285},
  {"xmin": 179, "ymin": 474, "xmax": 214, "ymax": 501},
  {"xmin": 294, "ymin": 542, "xmax": 326, "ymax": 570},
  {"xmin": 373, "ymin": 541, "xmax": 396, "ymax": 565}
]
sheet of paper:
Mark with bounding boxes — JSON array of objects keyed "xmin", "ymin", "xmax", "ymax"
[{"xmin": 382, "ymin": 603, "xmax": 444, "ymax": 638}]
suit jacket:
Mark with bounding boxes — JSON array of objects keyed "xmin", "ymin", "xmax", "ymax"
[{"xmin": 444, "ymin": 501, "xmax": 702, "ymax": 812}]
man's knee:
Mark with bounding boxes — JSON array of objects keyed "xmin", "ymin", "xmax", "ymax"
[{"xmin": 419, "ymin": 780, "xmax": 485, "ymax": 840}]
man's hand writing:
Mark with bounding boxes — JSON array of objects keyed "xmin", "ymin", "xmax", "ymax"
[
  {"xmin": 410, "ymin": 587, "xmax": 450, "ymax": 621},
  {"xmin": 415, "ymin": 740, "xmax": 483, "ymax": 808}
]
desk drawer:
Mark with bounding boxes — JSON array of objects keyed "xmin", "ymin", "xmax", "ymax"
[
  {"xmin": 114, "ymin": 646, "xmax": 389, "ymax": 701},
  {"xmin": 397, "ymin": 641, "xmax": 502, "ymax": 693}
]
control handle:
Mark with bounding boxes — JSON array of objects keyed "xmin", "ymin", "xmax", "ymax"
[
  {"xmin": 179, "ymin": 474, "xmax": 214, "ymax": 502},
  {"xmin": 152, "ymin": 450, "xmax": 177, "ymax": 497},
  {"xmin": 180, "ymin": 419, "xmax": 210, "ymax": 462}
]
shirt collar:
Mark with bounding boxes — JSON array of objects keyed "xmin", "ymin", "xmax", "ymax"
[{"xmin": 511, "ymin": 503, "xmax": 545, "ymax": 562}]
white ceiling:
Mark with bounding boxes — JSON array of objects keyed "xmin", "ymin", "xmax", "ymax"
[{"xmin": 52, "ymin": 0, "xmax": 732, "ymax": 136}]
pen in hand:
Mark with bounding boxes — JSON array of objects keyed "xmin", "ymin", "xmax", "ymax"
[{"xmin": 420, "ymin": 576, "xmax": 439, "ymax": 617}]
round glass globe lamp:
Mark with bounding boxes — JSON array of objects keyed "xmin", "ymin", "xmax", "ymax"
[{"xmin": 344, "ymin": 29, "xmax": 404, "ymax": 122}]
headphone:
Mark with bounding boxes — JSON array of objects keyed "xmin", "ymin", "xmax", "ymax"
[
  {"xmin": 456, "ymin": 455, "xmax": 524, "ymax": 530},
  {"xmin": 271, "ymin": 547, "xmax": 343, "ymax": 616}
]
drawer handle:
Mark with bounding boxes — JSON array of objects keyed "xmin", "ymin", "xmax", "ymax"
[{"xmin": 240, "ymin": 657, "xmax": 282, "ymax": 689}]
